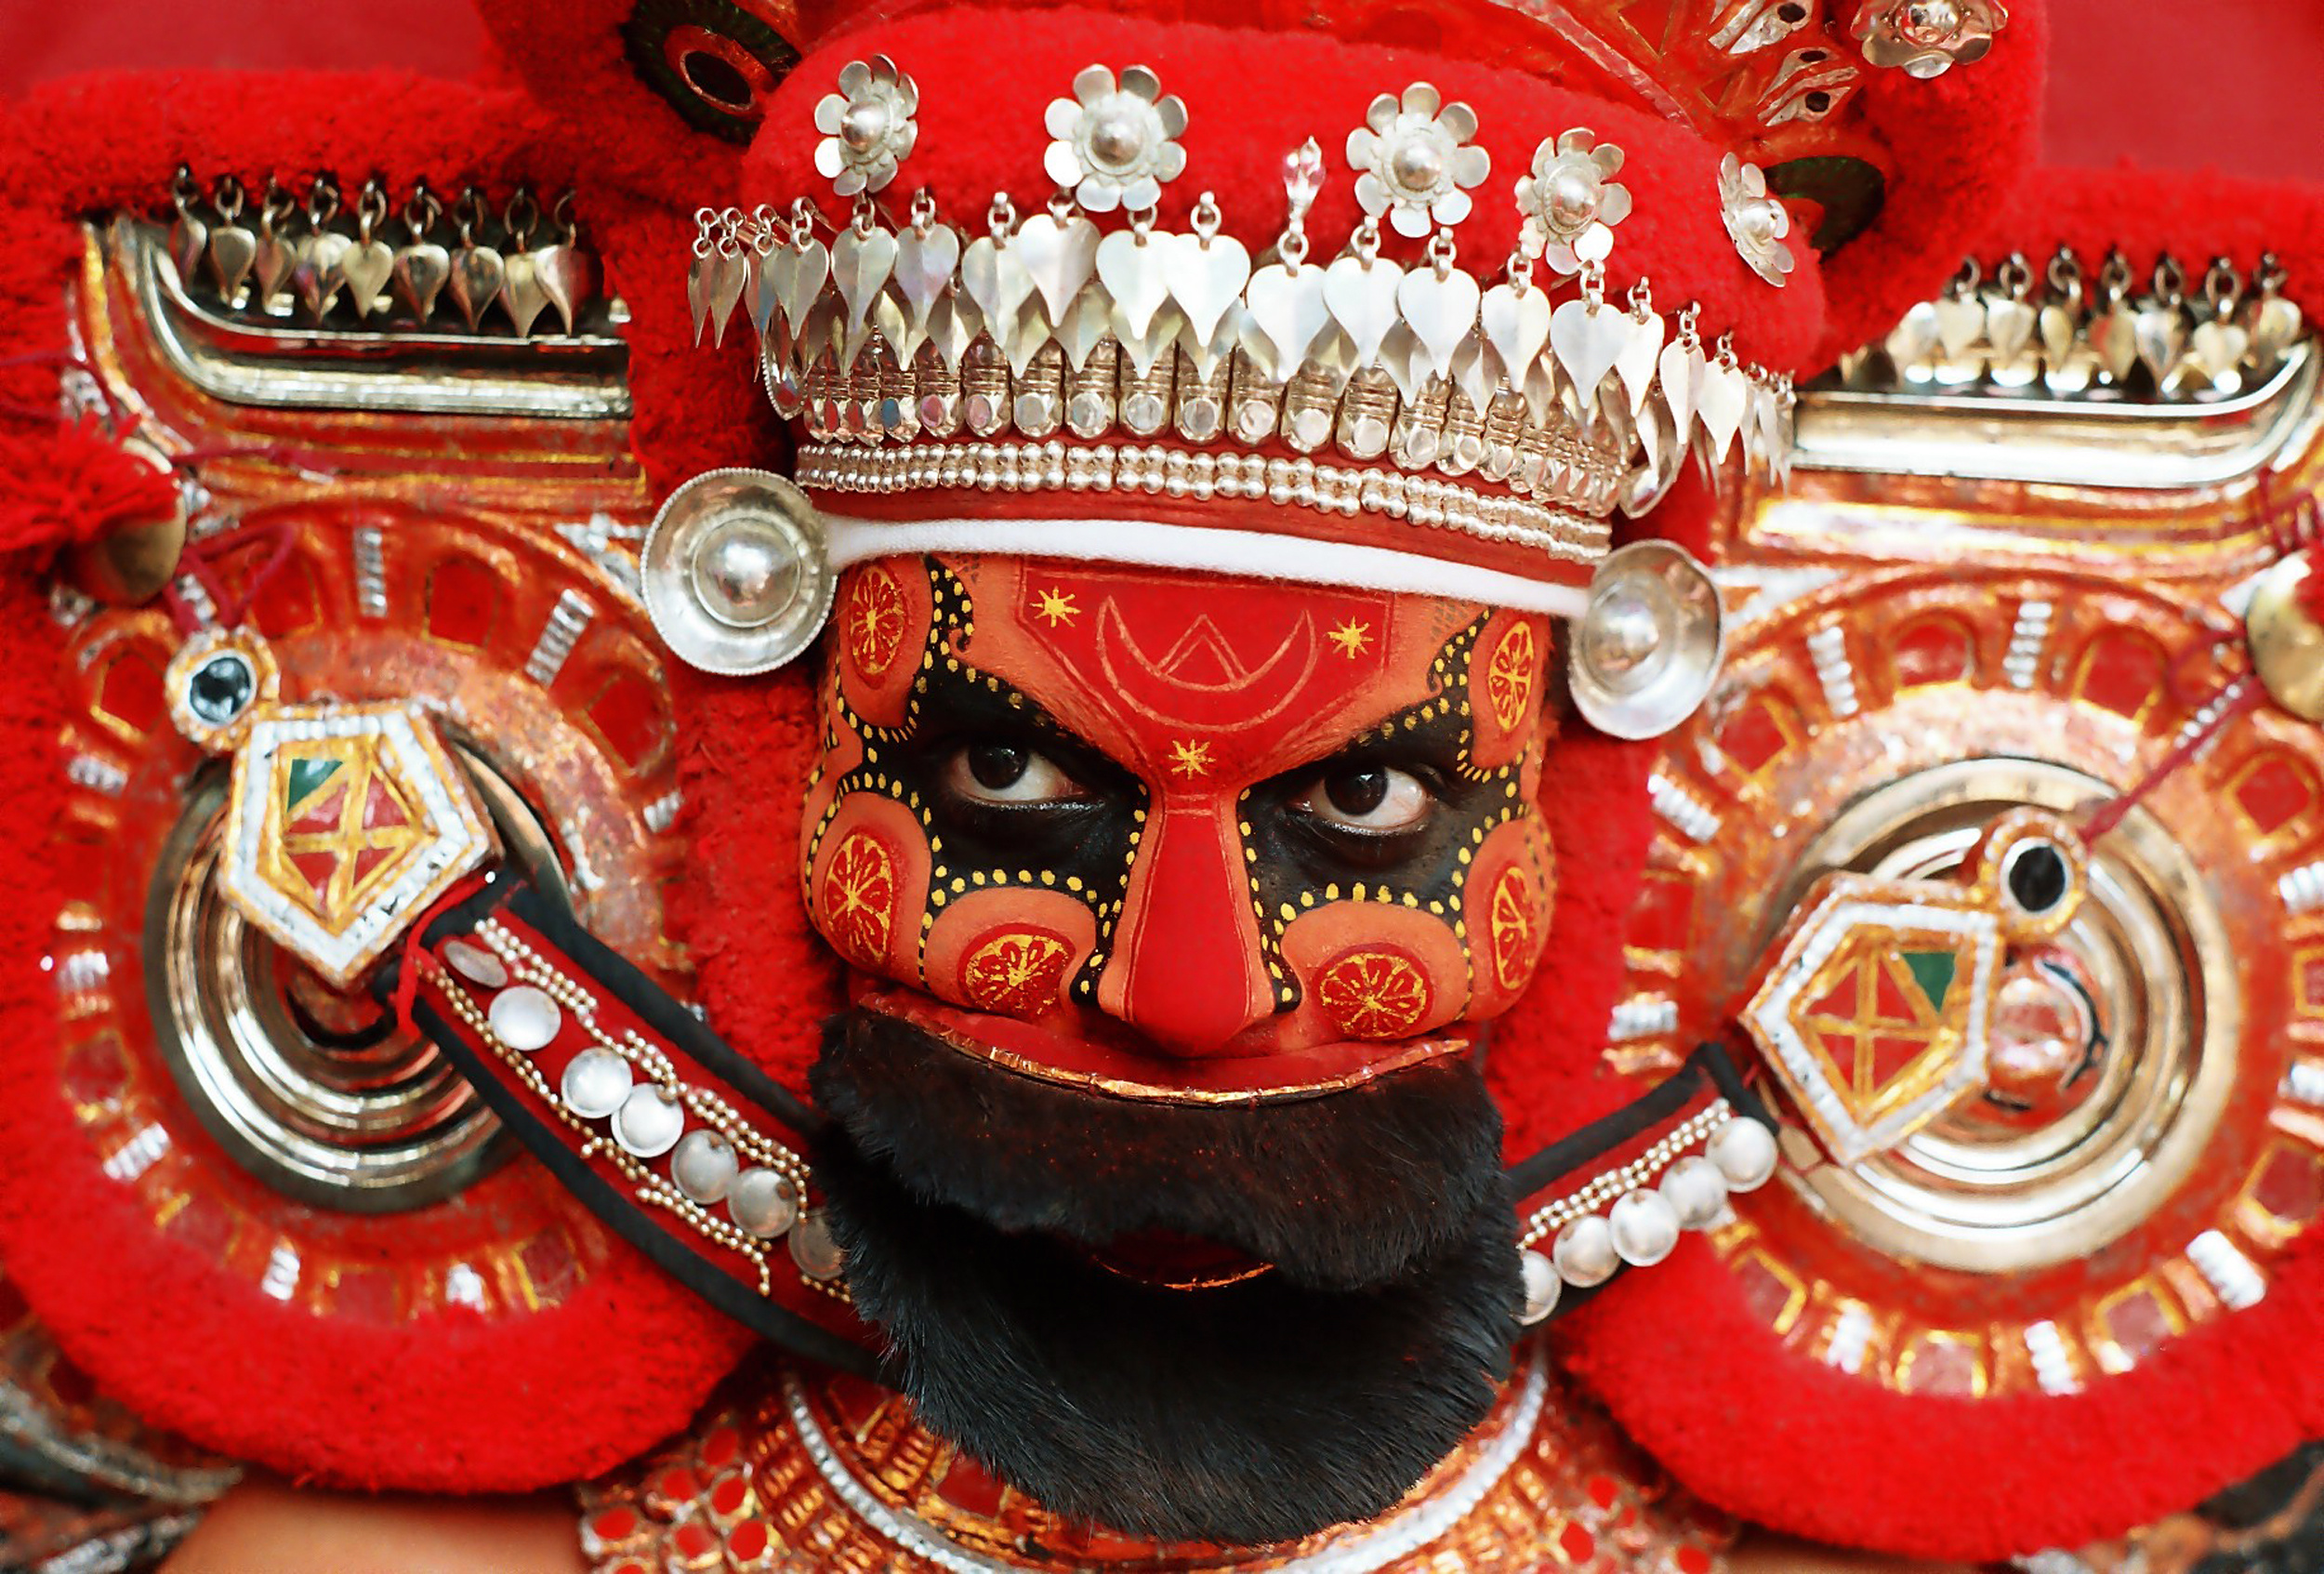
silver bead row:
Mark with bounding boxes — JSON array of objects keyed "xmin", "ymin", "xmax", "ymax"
[
  {"xmin": 797, "ymin": 441, "xmax": 1611, "ymax": 568},
  {"xmin": 1517, "ymin": 1099, "xmax": 1732, "ymax": 1248},
  {"xmin": 433, "ymin": 931, "xmax": 838, "ymax": 1299},
  {"xmin": 478, "ymin": 920, "xmax": 812, "ymax": 1193}
]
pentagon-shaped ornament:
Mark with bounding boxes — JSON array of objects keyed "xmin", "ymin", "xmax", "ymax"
[
  {"xmin": 216, "ymin": 701, "xmax": 495, "ymax": 988},
  {"xmin": 1737, "ymin": 808, "xmax": 2085, "ymax": 1167}
]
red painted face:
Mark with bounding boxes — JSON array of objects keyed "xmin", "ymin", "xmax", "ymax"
[{"xmin": 800, "ymin": 553, "xmax": 1557, "ymax": 1098}]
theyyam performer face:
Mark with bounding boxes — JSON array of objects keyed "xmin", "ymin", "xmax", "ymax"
[{"xmin": 798, "ymin": 551, "xmax": 1553, "ymax": 1535}]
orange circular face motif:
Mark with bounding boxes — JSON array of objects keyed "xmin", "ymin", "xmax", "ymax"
[
  {"xmin": 958, "ymin": 928, "xmax": 1078, "ymax": 1019},
  {"xmin": 1487, "ymin": 866, "xmax": 1538, "ymax": 993},
  {"xmin": 843, "ymin": 565, "xmax": 908, "ymax": 682},
  {"xmin": 1315, "ymin": 949, "xmax": 1435, "ymax": 1040},
  {"xmin": 819, "ymin": 829, "xmax": 899, "ymax": 968},
  {"xmin": 1485, "ymin": 621, "xmax": 1538, "ymax": 736}
]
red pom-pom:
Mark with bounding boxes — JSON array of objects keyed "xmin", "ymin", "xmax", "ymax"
[{"xmin": 0, "ymin": 419, "xmax": 178, "ymax": 559}]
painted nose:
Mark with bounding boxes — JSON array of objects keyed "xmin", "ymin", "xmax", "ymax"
[{"xmin": 1096, "ymin": 797, "xmax": 1276, "ymax": 1055}]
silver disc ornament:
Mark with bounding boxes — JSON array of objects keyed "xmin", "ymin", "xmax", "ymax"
[{"xmin": 640, "ymin": 468, "xmax": 838, "ymax": 675}]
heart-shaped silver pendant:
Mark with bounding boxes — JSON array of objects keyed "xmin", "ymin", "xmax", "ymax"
[
  {"xmin": 963, "ymin": 236, "xmax": 1037, "ymax": 344},
  {"xmin": 340, "ymin": 239, "xmax": 395, "ymax": 318},
  {"xmin": 1323, "ymin": 256, "xmax": 1404, "ymax": 370},
  {"xmin": 391, "ymin": 242, "xmax": 452, "ymax": 320},
  {"xmin": 530, "ymin": 243, "xmax": 597, "ymax": 335},
  {"xmin": 2246, "ymin": 293, "xmax": 2304, "ymax": 362},
  {"xmin": 449, "ymin": 245, "xmax": 506, "ymax": 332},
  {"xmin": 254, "ymin": 229, "xmax": 298, "ymax": 307},
  {"xmin": 1933, "ymin": 294, "xmax": 1987, "ymax": 359},
  {"xmin": 2133, "ymin": 303, "xmax": 2185, "ymax": 381},
  {"xmin": 1054, "ymin": 282, "xmax": 1113, "ymax": 371},
  {"xmin": 1178, "ymin": 300, "xmax": 1245, "ymax": 380},
  {"xmin": 1117, "ymin": 302, "xmax": 1185, "ymax": 378},
  {"xmin": 1012, "ymin": 212, "xmax": 1099, "ymax": 326},
  {"xmin": 206, "ymin": 223, "xmax": 257, "ymax": 302},
  {"xmin": 1550, "ymin": 298, "xmax": 1627, "ymax": 417},
  {"xmin": 1696, "ymin": 359, "xmax": 1750, "ymax": 464},
  {"xmin": 501, "ymin": 252, "xmax": 552, "ymax": 335},
  {"xmin": 1984, "ymin": 295, "xmax": 2036, "ymax": 363},
  {"xmin": 1095, "ymin": 231, "xmax": 1168, "ymax": 341},
  {"xmin": 768, "ymin": 239, "xmax": 830, "ymax": 338},
  {"xmin": 2190, "ymin": 319, "xmax": 2251, "ymax": 381},
  {"xmin": 1449, "ymin": 336, "xmax": 1492, "ymax": 418},
  {"xmin": 293, "ymin": 232, "xmax": 352, "ymax": 321},
  {"xmin": 1395, "ymin": 266, "xmax": 1480, "ymax": 384},
  {"xmin": 893, "ymin": 225, "xmax": 960, "ymax": 334},
  {"xmin": 1478, "ymin": 283, "xmax": 1550, "ymax": 395},
  {"xmin": 1243, "ymin": 263, "xmax": 1329, "ymax": 379},
  {"xmin": 926, "ymin": 292, "xmax": 982, "ymax": 373},
  {"xmin": 1165, "ymin": 232, "xmax": 1252, "ymax": 347},
  {"xmin": 1746, "ymin": 381, "xmax": 1785, "ymax": 481},
  {"xmin": 2087, "ymin": 304, "xmax": 2138, "ymax": 379},
  {"xmin": 689, "ymin": 247, "xmax": 747, "ymax": 344},
  {"xmin": 2036, "ymin": 301, "xmax": 2080, "ymax": 364},
  {"xmin": 168, "ymin": 212, "xmax": 209, "ymax": 291},
  {"xmin": 1613, "ymin": 311, "xmax": 1666, "ymax": 416},
  {"xmin": 1884, "ymin": 298, "xmax": 1942, "ymax": 370},
  {"xmin": 832, "ymin": 226, "xmax": 898, "ymax": 338},
  {"xmin": 1657, "ymin": 338, "xmax": 1704, "ymax": 445}
]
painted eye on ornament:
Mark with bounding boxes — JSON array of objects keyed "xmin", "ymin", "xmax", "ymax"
[
  {"xmin": 943, "ymin": 743, "xmax": 1091, "ymax": 808},
  {"xmin": 1291, "ymin": 765, "xmax": 1436, "ymax": 836}
]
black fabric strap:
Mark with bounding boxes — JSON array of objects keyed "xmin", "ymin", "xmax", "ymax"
[{"xmin": 381, "ymin": 874, "xmax": 881, "ymax": 1381}]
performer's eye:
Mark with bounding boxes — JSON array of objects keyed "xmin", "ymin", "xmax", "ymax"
[
  {"xmin": 1291, "ymin": 765, "xmax": 1436, "ymax": 835},
  {"xmin": 943, "ymin": 743, "xmax": 1090, "ymax": 807}
]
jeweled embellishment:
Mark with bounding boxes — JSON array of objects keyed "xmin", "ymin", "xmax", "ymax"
[
  {"xmin": 216, "ymin": 702, "xmax": 494, "ymax": 988},
  {"xmin": 1346, "ymin": 82, "xmax": 1490, "ymax": 239},
  {"xmin": 1043, "ymin": 64, "xmax": 1188, "ymax": 214},
  {"xmin": 1737, "ymin": 809, "xmax": 2085, "ymax": 1166},
  {"xmin": 1516, "ymin": 129, "xmax": 1631, "ymax": 275},
  {"xmin": 1718, "ymin": 153, "xmax": 1793, "ymax": 287},
  {"xmin": 813, "ymin": 56, "xmax": 920, "ymax": 197},
  {"xmin": 1851, "ymin": 0, "xmax": 2008, "ymax": 78}
]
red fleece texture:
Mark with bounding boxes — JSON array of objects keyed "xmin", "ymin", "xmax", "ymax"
[{"xmin": 0, "ymin": 77, "xmax": 756, "ymax": 1494}]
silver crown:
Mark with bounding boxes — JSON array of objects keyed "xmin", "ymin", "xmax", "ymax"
[{"xmin": 688, "ymin": 57, "xmax": 1801, "ymax": 532}]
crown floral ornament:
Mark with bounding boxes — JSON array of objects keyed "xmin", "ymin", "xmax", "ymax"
[
  {"xmin": 1851, "ymin": 0, "xmax": 2009, "ymax": 78},
  {"xmin": 1516, "ymin": 129, "xmax": 1631, "ymax": 276},
  {"xmin": 813, "ymin": 57, "xmax": 920, "ymax": 197},
  {"xmin": 1346, "ymin": 83, "xmax": 1493, "ymax": 239},
  {"xmin": 1043, "ymin": 65, "xmax": 1189, "ymax": 214},
  {"xmin": 1718, "ymin": 153, "xmax": 1794, "ymax": 287}
]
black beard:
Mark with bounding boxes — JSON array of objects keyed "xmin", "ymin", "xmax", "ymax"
[{"xmin": 808, "ymin": 1007, "xmax": 1519, "ymax": 1547}]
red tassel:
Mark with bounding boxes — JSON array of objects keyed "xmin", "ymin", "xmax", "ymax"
[{"xmin": 0, "ymin": 418, "xmax": 178, "ymax": 559}]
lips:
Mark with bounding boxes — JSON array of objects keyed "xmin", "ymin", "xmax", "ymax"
[
  {"xmin": 1083, "ymin": 1230, "xmax": 1276, "ymax": 1290},
  {"xmin": 852, "ymin": 979, "xmax": 1478, "ymax": 1105}
]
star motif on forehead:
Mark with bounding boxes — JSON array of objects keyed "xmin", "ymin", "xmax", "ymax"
[
  {"xmin": 1032, "ymin": 588, "xmax": 1080, "ymax": 627},
  {"xmin": 1168, "ymin": 739, "xmax": 1214, "ymax": 778},
  {"xmin": 1327, "ymin": 618, "xmax": 1373, "ymax": 658}
]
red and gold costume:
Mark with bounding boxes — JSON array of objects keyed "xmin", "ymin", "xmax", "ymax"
[{"xmin": 6, "ymin": 3, "xmax": 2324, "ymax": 1572}]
